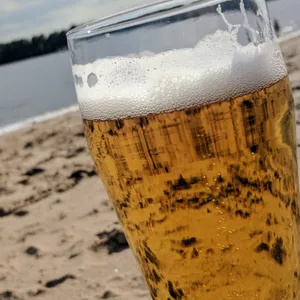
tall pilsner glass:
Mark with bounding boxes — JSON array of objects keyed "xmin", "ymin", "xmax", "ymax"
[{"xmin": 67, "ymin": 0, "xmax": 300, "ymax": 298}]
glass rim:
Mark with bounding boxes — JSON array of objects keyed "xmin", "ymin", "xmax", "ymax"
[{"xmin": 66, "ymin": 0, "xmax": 225, "ymax": 40}]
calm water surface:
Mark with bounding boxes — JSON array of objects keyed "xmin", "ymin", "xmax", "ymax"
[{"xmin": 0, "ymin": 51, "xmax": 76, "ymax": 128}]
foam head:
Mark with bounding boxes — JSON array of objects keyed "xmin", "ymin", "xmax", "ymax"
[{"xmin": 72, "ymin": 30, "xmax": 287, "ymax": 121}]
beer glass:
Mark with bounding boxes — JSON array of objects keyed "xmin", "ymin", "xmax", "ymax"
[{"xmin": 67, "ymin": 0, "xmax": 300, "ymax": 298}]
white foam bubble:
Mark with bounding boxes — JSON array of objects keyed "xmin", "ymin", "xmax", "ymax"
[{"xmin": 72, "ymin": 30, "xmax": 287, "ymax": 120}]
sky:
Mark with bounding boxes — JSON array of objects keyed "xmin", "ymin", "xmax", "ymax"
[
  {"xmin": 0, "ymin": 0, "xmax": 156, "ymax": 43},
  {"xmin": 1, "ymin": 0, "xmax": 299, "ymax": 43}
]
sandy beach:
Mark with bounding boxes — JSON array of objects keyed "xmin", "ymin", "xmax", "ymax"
[{"xmin": 0, "ymin": 35, "xmax": 299, "ymax": 300}]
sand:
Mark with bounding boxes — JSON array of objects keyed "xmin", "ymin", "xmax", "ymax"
[{"xmin": 0, "ymin": 35, "xmax": 299, "ymax": 300}]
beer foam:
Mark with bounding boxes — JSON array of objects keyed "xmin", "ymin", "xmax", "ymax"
[{"xmin": 72, "ymin": 30, "xmax": 287, "ymax": 120}]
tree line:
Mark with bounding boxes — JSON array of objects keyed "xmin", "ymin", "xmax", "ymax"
[
  {"xmin": 0, "ymin": 15, "xmax": 281, "ymax": 66},
  {"xmin": 0, "ymin": 25, "xmax": 76, "ymax": 65}
]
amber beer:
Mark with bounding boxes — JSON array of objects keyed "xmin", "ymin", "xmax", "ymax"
[
  {"xmin": 67, "ymin": 1, "xmax": 300, "ymax": 298},
  {"xmin": 83, "ymin": 75, "xmax": 300, "ymax": 299}
]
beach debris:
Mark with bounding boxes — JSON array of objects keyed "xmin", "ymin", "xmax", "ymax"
[
  {"xmin": 93, "ymin": 229, "xmax": 129, "ymax": 254},
  {"xmin": 44, "ymin": 274, "xmax": 76, "ymax": 288},
  {"xmin": 24, "ymin": 189, "xmax": 51, "ymax": 205},
  {"xmin": 25, "ymin": 246, "xmax": 39, "ymax": 257},
  {"xmin": 23, "ymin": 168, "xmax": 45, "ymax": 177},
  {"xmin": 69, "ymin": 252, "xmax": 81, "ymax": 259},
  {"xmin": 27, "ymin": 289, "xmax": 45, "ymax": 297},
  {"xmin": 1, "ymin": 207, "xmax": 30, "ymax": 219},
  {"xmin": 14, "ymin": 210, "xmax": 29, "ymax": 217},
  {"xmin": 17, "ymin": 179, "xmax": 29, "ymax": 185},
  {"xmin": 68, "ymin": 169, "xmax": 96, "ymax": 183},
  {"xmin": 65, "ymin": 146, "xmax": 86, "ymax": 159},
  {"xmin": 0, "ymin": 290, "xmax": 19, "ymax": 299},
  {"xmin": 293, "ymin": 84, "xmax": 300, "ymax": 92},
  {"xmin": 101, "ymin": 290, "xmax": 118, "ymax": 298},
  {"xmin": 56, "ymin": 168, "xmax": 96, "ymax": 193},
  {"xmin": 83, "ymin": 208, "xmax": 99, "ymax": 218},
  {"xmin": 24, "ymin": 141, "xmax": 34, "ymax": 149},
  {"xmin": 0, "ymin": 208, "xmax": 11, "ymax": 218},
  {"xmin": 74, "ymin": 131, "xmax": 84, "ymax": 137}
]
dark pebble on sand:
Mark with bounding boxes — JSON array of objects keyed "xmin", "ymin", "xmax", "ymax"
[
  {"xmin": 101, "ymin": 291, "xmax": 118, "ymax": 298},
  {"xmin": 69, "ymin": 169, "xmax": 97, "ymax": 183},
  {"xmin": 14, "ymin": 210, "xmax": 29, "ymax": 217},
  {"xmin": 18, "ymin": 179, "xmax": 29, "ymax": 185},
  {"xmin": 25, "ymin": 246, "xmax": 39, "ymax": 257},
  {"xmin": 96, "ymin": 229, "xmax": 129, "ymax": 254},
  {"xmin": 0, "ymin": 290, "xmax": 19, "ymax": 299},
  {"xmin": 24, "ymin": 141, "xmax": 34, "ymax": 149},
  {"xmin": 45, "ymin": 274, "xmax": 76, "ymax": 288},
  {"xmin": 27, "ymin": 289, "xmax": 45, "ymax": 297},
  {"xmin": 23, "ymin": 168, "xmax": 45, "ymax": 177},
  {"xmin": 0, "ymin": 208, "xmax": 11, "ymax": 218}
]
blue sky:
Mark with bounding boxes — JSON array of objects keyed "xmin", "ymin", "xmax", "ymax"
[{"xmin": 0, "ymin": 0, "xmax": 155, "ymax": 42}]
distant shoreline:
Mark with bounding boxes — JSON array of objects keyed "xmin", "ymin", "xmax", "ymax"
[
  {"xmin": 0, "ymin": 49, "xmax": 68, "ymax": 68},
  {"xmin": 0, "ymin": 25, "xmax": 77, "ymax": 66},
  {"xmin": 278, "ymin": 29, "xmax": 300, "ymax": 43},
  {"xmin": 0, "ymin": 26, "xmax": 298, "ymax": 67},
  {"xmin": 0, "ymin": 105, "xmax": 79, "ymax": 136}
]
